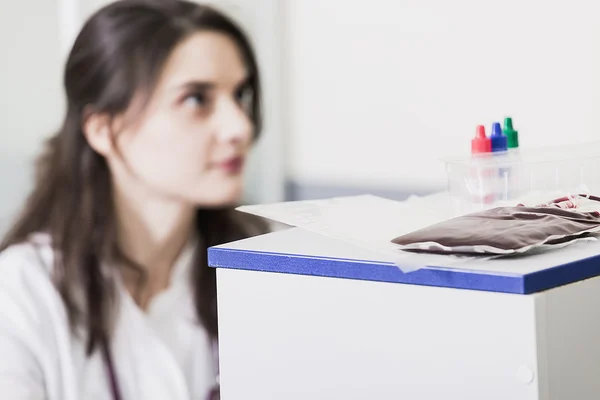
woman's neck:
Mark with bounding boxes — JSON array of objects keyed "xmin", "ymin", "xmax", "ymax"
[{"xmin": 113, "ymin": 186, "xmax": 196, "ymax": 310}]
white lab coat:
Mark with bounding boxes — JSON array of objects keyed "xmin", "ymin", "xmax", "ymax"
[{"xmin": 0, "ymin": 233, "xmax": 215, "ymax": 400}]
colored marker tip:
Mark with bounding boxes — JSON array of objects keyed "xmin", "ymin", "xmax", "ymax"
[
  {"xmin": 491, "ymin": 122, "xmax": 503, "ymax": 137},
  {"xmin": 490, "ymin": 122, "xmax": 508, "ymax": 152},
  {"xmin": 503, "ymin": 117, "xmax": 519, "ymax": 149},
  {"xmin": 471, "ymin": 125, "xmax": 491, "ymax": 154},
  {"xmin": 475, "ymin": 125, "xmax": 486, "ymax": 138}
]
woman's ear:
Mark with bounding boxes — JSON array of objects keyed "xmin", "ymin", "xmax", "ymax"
[{"xmin": 82, "ymin": 107, "xmax": 114, "ymax": 156}]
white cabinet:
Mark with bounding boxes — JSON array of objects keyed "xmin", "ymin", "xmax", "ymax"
[{"xmin": 211, "ymin": 227, "xmax": 600, "ymax": 399}]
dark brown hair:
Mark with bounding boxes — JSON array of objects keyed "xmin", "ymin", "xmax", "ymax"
[{"xmin": 0, "ymin": 0, "xmax": 268, "ymax": 355}]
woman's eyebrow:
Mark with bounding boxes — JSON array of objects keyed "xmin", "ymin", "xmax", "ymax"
[
  {"xmin": 234, "ymin": 75, "xmax": 251, "ymax": 89},
  {"xmin": 175, "ymin": 81, "xmax": 215, "ymax": 92},
  {"xmin": 173, "ymin": 75, "xmax": 251, "ymax": 93}
]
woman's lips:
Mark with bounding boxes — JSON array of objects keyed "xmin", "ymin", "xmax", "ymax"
[{"xmin": 214, "ymin": 156, "xmax": 245, "ymax": 174}]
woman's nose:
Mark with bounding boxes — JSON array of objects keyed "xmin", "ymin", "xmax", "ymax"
[{"xmin": 214, "ymin": 98, "xmax": 253, "ymax": 145}]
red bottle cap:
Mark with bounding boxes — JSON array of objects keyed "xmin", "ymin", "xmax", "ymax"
[{"xmin": 471, "ymin": 125, "xmax": 491, "ymax": 154}]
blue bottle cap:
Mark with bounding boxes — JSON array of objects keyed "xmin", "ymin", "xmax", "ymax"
[{"xmin": 490, "ymin": 122, "xmax": 507, "ymax": 152}]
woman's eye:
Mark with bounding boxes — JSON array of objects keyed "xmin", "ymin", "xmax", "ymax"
[
  {"xmin": 183, "ymin": 92, "xmax": 208, "ymax": 109},
  {"xmin": 236, "ymin": 86, "xmax": 253, "ymax": 112}
]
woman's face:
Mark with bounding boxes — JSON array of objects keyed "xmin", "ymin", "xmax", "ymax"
[{"xmin": 108, "ymin": 31, "xmax": 255, "ymax": 207}]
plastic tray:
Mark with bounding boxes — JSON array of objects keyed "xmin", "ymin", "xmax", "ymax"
[{"xmin": 443, "ymin": 142, "xmax": 600, "ymax": 215}]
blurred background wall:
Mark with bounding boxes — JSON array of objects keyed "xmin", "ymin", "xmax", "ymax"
[{"xmin": 1, "ymin": 0, "xmax": 600, "ymax": 234}]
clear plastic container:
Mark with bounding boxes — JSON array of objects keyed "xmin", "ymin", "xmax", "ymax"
[{"xmin": 443, "ymin": 142, "xmax": 600, "ymax": 215}]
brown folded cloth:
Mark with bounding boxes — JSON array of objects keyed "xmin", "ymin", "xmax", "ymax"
[{"xmin": 391, "ymin": 206, "xmax": 600, "ymax": 253}]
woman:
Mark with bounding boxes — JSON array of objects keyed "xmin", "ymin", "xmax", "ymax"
[{"xmin": 0, "ymin": 1, "xmax": 270, "ymax": 399}]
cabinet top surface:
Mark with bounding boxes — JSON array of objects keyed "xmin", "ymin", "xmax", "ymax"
[{"xmin": 209, "ymin": 227, "xmax": 600, "ymax": 295}]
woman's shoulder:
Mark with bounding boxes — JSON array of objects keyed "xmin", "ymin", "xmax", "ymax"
[
  {"xmin": 0, "ymin": 232, "xmax": 55, "ymax": 289},
  {"xmin": 0, "ymin": 234, "xmax": 74, "ymax": 400},
  {"xmin": 0, "ymin": 232, "xmax": 66, "ymax": 339},
  {"xmin": 0, "ymin": 232, "xmax": 53, "ymax": 264}
]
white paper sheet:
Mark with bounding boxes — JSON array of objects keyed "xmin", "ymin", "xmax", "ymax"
[{"xmin": 236, "ymin": 194, "xmax": 477, "ymax": 273}]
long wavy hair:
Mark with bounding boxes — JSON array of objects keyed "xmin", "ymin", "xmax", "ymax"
[{"xmin": 0, "ymin": 0, "xmax": 268, "ymax": 355}]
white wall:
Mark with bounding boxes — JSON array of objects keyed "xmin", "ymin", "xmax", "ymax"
[
  {"xmin": 8, "ymin": 0, "xmax": 594, "ymax": 216},
  {"xmin": 287, "ymin": 0, "xmax": 600, "ymax": 192},
  {"xmin": 0, "ymin": 1, "xmax": 64, "ymax": 154},
  {"xmin": 0, "ymin": 0, "xmax": 65, "ymax": 232}
]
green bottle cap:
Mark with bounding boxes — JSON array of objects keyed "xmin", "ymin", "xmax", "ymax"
[{"xmin": 503, "ymin": 117, "xmax": 519, "ymax": 149}]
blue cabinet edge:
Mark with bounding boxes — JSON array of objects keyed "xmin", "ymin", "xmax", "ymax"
[{"xmin": 208, "ymin": 247, "xmax": 600, "ymax": 295}]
